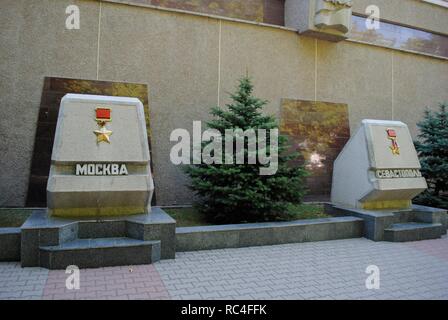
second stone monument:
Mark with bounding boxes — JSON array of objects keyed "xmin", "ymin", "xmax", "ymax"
[{"xmin": 327, "ymin": 119, "xmax": 446, "ymax": 242}]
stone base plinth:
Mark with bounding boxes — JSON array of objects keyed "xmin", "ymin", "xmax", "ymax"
[
  {"xmin": 20, "ymin": 207, "xmax": 176, "ymax": 269},
  {"xmin": 324, "ymin": 203, "xmax": 447, "ymax": 242}
]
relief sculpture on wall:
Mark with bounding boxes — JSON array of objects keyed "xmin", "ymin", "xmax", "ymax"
[
  {"xmin": 315, "ymin": 0, "xmax": 352, "ymax": 34},
  {"xmin": 285, "ymin": 0, "xmax": 353, "ymax": 42}
]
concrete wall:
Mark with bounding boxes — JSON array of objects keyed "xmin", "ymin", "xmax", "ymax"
[
  {"xmin": 0, "ymin": 0, "xmax": 447, "ymax": 207},
  {"xmin": 105, "ymin": 0, "xmax": 448, "ymax": 34}
]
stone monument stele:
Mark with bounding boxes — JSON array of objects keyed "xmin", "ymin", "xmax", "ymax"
[
  {"xmin": 47, "ymin": 94, "xmax": 154, "ymax": 217},
  {"xmin": 331, "ymin": 119, "xmax": 428, "ymax": 210}
]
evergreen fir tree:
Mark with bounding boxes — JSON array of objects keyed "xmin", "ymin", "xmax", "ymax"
[
  {"xmin": 184, "ymin": 77, "xmax": 308, "ymax": 224},
  {"xmin": 414, "ymin": 103, "xmax": 448, "ymax": 209}
]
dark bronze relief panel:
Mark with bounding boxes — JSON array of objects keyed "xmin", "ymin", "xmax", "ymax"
[
  {"xmin": 350, "ymin": 15, "xmax": 448, "ymax": 59},
  {"xmin": 280, "ymin": 99, "xmax": 350, "ymax": 201},
  {"xmin": 110, "ymin": 0, "xmax": 279, "ymax": 24},
  {"xmin": 150, "ymin": 0, "xmax": 265, "ymax": 22}
]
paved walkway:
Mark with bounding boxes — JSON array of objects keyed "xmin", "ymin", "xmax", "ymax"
[{"xmin": 1, "ymin": 236, "xmax": 447, "ymax": 300}]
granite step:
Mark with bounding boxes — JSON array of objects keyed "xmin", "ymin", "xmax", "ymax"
[
  {"xmin": 39, "ymin": 237, "xmax": 161, "ymax": 269},
  {"xmin": 384, "ymin": 222, "xmax": 443, "ymax": 242},
  {"xmin": 392, "ymin": 210, "xmax": 415, "ymax": 223},
  {"xmin": 77, "ymin": 220, "xmax": 127, "ymax": 239}
]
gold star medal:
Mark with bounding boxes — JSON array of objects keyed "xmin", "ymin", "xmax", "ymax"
[
  {"xmin": 94, "ymin": 108, "xmax": 112, "ymax": 144},
  {"xmin": 94, "ymin": 126, "xmax": 113, "ymax": 143}
]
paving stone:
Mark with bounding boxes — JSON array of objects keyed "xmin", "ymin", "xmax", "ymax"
[
  {"xmin": 1, "ymin": 235, "xmax": 448, "ymax": 299},
  {"xmin": 155, "ymin": 235, "xmax": 448, "ymax": 300}
]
